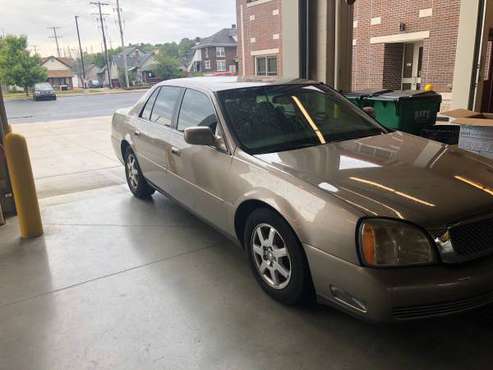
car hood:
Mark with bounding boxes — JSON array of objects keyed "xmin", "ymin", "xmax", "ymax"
[{"xmin": 255, "ymin": 132, "xmax": 493, "ymax": 229}]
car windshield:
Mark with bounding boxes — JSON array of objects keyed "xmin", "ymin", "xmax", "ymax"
[
  {"xmin": 35, "ymin": 83, "xmax": 53, "ymax": 91},
  {"xmin": 218, "ymin": 84, "xmax": 386, "ymax": 154}
]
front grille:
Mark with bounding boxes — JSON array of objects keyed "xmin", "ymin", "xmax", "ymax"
[
  {"xmin": 392, "ymin": 291, "xmax": 493, "ymax": 320},
  {"xmin": 449, "ymin": 217, "xmax": 493, "ymax": 257}
]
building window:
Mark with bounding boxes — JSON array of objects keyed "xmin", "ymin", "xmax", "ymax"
[
  {"xmin": 217, "ymin": 60, "xmax": 226, "ymax": 72},
  {"xmin": 204, "ymin": 60, "xmax": 211, "ymax": 70},
  {"xmin": 204, "ymin": 48, "xmax": 209, "ymax": 59},
  {"xmin": 216, "ymin": 47, "xmax": 225, "ymax": 58},
  {"xmin": 255, "ymin": 56, "xmax": 277, "ymax": 76}
]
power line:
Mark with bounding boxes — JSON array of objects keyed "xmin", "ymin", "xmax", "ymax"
[
  {"xmin": 48, "ymin": 26, "xmax": 62, "ymax": 57},
  {"xmin": 116, "ymin": 0, "xmax": 129, "ymax": 88},
  {"xmin": 75, "ymin": 16, "xmax": 87, "ymax": 87},
  {"xmin": 90, "ymin": 1, "xmax": 113, "ymax": 89}
]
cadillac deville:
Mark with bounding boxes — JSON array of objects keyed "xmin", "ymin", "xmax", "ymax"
[{"xmin": 112, "ymin": 77, "xmax": 493, "ymax": 322}]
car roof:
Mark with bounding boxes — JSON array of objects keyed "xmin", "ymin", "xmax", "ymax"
[{"xmin": 157, "ymin": 76, "xmax": 318, "ymax": 92}]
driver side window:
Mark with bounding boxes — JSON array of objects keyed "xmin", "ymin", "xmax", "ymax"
[{"xmin": 177, "ymin": 89, "xmax": 218, "ymax": 132}]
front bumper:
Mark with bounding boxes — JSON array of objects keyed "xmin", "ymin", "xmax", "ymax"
[
  {"xmin": 305, "ymin": 244, "xmax": 493, "ymax": 322},
  {"xmin": 34, "ymin": 94, "xmax": 56, "ymax": 100}
]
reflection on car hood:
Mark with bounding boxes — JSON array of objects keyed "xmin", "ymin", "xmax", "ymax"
[{"xmin": 255, "ymin": 132, "xmax": 493, "ymax": 229}]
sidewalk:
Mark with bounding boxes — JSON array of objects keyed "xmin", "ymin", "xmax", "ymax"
[{"xmin": 11, "ymin": 116, "xmax": 125, "ymax": 198}]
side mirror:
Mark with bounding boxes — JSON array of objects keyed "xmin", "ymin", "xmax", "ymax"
[
  {"xmin": 363, "ymin": 106, "xmax": 376, "ymax": 119},
  {"xmin": 184, "ymin": 126, "xmax": 216, "ymax": 146}
]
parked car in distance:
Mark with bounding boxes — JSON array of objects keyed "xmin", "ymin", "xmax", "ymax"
[
  {"xmin": 33, "ymin": 82, "xmax": 56, "ymax": 101},
  {"xmin": 112, "ymin": 77, "xmax": 493, "ymax": 322},
  {"xmin": 88, "ymin": 80, "xmax": 103, "ymax": 88}
]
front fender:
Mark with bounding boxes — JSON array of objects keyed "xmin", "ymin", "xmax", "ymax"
[
  {"xmin": 228, "ymin": 154, "xmax": 363, "ymax": 264},
  {"xmin": 232, "ymin": 188, "xmax": 308, "ymax": 245}
]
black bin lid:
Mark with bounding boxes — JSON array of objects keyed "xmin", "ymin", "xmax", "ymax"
[
  {"xmin": 368, "ymin": 90, "xmax": 441, "ymax": 101},
  {"xmin": 344, "ymin": 89, "xmax": 393, "ymax": 98}
]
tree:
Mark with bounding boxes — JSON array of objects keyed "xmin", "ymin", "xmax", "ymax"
[
  {"xmin": 153, "ymin": 51, "xmax": 182, "ymax": 81},
  {"xmin": 178, "ymin": 38, "xmax": 196, "ymax": 59},
  {"xmin": 158, "ymin": 42, "xmax": 179, "ymax": 59},
  {"xmin": 0, "ymin": 35, "xmax": 47, "ymax": 95}
]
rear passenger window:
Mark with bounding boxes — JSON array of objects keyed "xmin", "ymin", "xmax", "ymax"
[
  {"xmin": 151, "ymin": 86, "xmax": 182, "ymax": 126},
  {"xmin": 177, "ymin": 89, "xmax": 217, "ymax": 132},
  {"xmin": 141, "ymin": 88, "xmax": 160, "ymax": 120}
]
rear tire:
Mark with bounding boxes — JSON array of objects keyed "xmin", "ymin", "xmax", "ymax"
[
  {"xmin": 244, "ymin": 208, "xmax": 313, "ymax": 305},
  {"xmin": 124, "ymin": 147, "xmax": 155, "ymax": 199}
]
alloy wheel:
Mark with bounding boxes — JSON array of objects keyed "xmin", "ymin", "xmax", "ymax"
[
  {"xmin": 126, "ymin": 153, "xmax": 140, "ymax": 191},
  {"xmin": 251, "ymin": 223, "xmax": 292, "ymax": 290}
]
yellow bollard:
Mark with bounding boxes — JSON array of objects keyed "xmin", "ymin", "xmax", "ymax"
[{"xmin": 4, "ymin": 133, "xmax": 43, "ymax": 238}]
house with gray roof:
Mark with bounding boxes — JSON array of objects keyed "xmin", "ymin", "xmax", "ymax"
[
  {"xmin": 188, "ymin": 26, "xmax": 238, "ymax": 75},
  {"xmin": 112, "ymin": 47, "xmax": 159, "ymax": 85}
]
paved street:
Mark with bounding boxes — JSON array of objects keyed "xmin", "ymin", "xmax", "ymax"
[{"xmin": 5, "ymin": 91, "xmax": 145, "ymax": 124}]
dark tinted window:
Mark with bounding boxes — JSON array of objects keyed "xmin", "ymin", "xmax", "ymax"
[
  {"xmin": 177, "ymin": 89, "xmax": 217, "ymax": 132},
  {"xmin": 151, "ymin": 86, "xmax": 182, "ymax": 126},
  {"xmin": 218, "ymin": 84, "xmax": 385, "ymax": 154},
  {"xmin": 141, "ymin": 88, "xmax": 160, "ymax": 120}
]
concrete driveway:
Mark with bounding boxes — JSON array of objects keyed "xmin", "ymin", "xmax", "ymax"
[
  {"xmin": 1, "ymin": 117, "xmax": 493, "ymax": 370},
  {"xmin": 12, "ymin": 116, "xmax": 125, "ymax": 199}
]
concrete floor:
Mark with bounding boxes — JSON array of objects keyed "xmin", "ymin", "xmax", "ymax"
[
  {"xmin": 1, "ymin": 119, "xmax": 493, "ymax": 369},
  {"xmin": 1, "ymin": 185, "xmax": 493, "ymax": 370}
]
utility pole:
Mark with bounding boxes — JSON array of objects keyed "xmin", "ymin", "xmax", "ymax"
[
  {"xmin": 90, "ymin": 1, "xmax": 113, "ymax": 89},
  {"xmin": 116, "ymin": 0, "xmax": 129, "ymax": 88},
  {"xmin": 48, "ymin": 26, "xmax": 62, "ymax": 57},
  {"xmin": 75, "ymin": 16, "xmax": 87, "ymax": 88}
]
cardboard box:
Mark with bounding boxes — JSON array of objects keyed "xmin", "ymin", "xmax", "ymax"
[{"xmin": 441, "ymin": 109, "xmax": 493, "ymax": 159}]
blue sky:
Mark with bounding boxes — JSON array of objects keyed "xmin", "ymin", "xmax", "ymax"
[{"xmin": 0, "ymin": 0, "xmax": 237, "ymax": 57}]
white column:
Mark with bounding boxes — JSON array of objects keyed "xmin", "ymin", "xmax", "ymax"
[
  {"xmin": 282, "ymin": 0, "xmax": 301, "ymax": 79},
  {"xmin": 451, "ymin": 0, "xmax": 481, "ymax": 109}
]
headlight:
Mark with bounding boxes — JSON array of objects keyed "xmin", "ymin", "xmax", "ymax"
[{"xmin": 358, "ymin": 218, "xmax": 437, "ymax": 267}]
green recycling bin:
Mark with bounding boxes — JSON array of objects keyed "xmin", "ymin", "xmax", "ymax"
[
  {"xmin": 366, "ymin": 90, "xmax": 442, "ymax": 135},
  {"xmin": 344, "ymin": 89, "xmax": 392, "ymax": 109}
]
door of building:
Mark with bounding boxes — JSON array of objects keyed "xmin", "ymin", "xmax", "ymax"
[{"xmin": 402, "ymin": 42, "xmax": 424, "ymax": 90}]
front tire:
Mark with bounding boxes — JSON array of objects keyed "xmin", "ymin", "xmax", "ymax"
[
  {"xmin": 124, "ymin": 147, "xmax": 155, "ymax": 199},
  {"xmin": 244, "ymin": 208, "xmax": 313, "ymax": 305}
]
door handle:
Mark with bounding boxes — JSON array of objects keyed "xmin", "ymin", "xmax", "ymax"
[
  {"xmin": 171, "ymin": 147, "xmax": 181, "ymax": 156},
  {"xmin": 134, "ymin": 130, "xmax": 141, "ymax": 136}
]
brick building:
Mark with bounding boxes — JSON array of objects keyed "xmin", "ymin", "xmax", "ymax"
[
  {"xmin": 237, "ymin": 0, "xmax": 462, "ymax": 95},
  {"xmin": 236, "ymin": 0, "xmax": 283, "ymax": 78},
  {"xmin": 352, "ymin": 0, "xmax": 461, "ymax": 93},
  {"xmin": 189, "ymin": 27, "xmax": 239, "ymax": 75}
]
